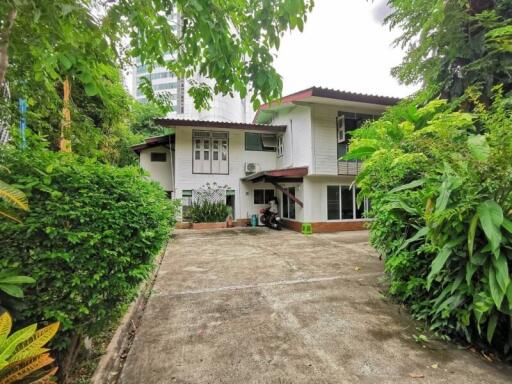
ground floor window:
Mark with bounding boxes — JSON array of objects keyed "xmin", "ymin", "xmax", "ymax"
[
  {"xmin": 327, "ymin": 185, "xmax": 368, "ymax": 220},
  {"xmin": 253, "ymin": 189, "xmax": 275, "ymax": 204},
  {"xmin": 282, "ymin": 187, "xmax": 296, "ymax": 219}
]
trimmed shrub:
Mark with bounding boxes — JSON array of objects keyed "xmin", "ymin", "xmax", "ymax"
[{"xmin": 0, "ymin": 146, "xmax": 176, "ymax": 351}]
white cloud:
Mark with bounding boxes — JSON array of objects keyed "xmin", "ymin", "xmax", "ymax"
[{"xmin": 273, "ymin": 0, "xmax": 418, "ymax": 98}]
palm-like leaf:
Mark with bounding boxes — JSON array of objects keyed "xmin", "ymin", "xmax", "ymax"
[
  {"xmin": 0, "ymin": 313, "xmax": 59, "ymax": 383},
  {"xmin": 0, "ymin": 180, "xmax": 28, "ymax": 212}
]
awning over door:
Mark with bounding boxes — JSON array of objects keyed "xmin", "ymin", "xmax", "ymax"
[
  {"xmin": 241, "ymin": 166, "xmax": 308, "ymax": 208},
  {"xmin": 241, "ymin": 166, "xmax": 308, "ymax": 183}
]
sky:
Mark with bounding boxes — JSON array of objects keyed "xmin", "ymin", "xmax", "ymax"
[{"xmin": 273, "ymin": 0, "xmax": 418, "ymax": 98}]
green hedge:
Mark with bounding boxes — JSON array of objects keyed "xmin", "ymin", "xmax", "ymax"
[{"xmin": 0, "ymin": 146, "xmax": 177, "ymax": 349}]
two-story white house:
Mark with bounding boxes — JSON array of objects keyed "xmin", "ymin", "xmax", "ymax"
[{"xmin": 132, "ymin": 87, "xmax": 400, "ymax": 232}]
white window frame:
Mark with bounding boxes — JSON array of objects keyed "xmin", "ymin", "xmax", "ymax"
[
  {"xmin": 337, "ymin": 114, "xmax": 346, "ymax": 143},
  {"xmin": 192, "ymin": 130, "xmax": 229, "ymax": 175},
  {"xmin": 282, "ymin": 187, "xmax": 296, "ymax": 219},
  {"xmin": 276, "ymin": 135, "xmax": 284, "ymax": 157},
  {"xmin": 253, "ymin": 189, "xmax": 275, "ymax": 205},
  {"xmin": 326, "ymin": 185, "xmax": 369, "ymax": 221}
]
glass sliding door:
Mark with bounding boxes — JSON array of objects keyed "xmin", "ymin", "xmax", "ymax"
[
  {"xmin": 327, "ymin": 185, "xmax": 369, "ymax": 221},
  {"xmin": 340, "ymin": 186, "xmax": 354, "ymax": 220},
  {"xmin": 282, "ymin": 187, "xmax": 296, "ymax": 219},
  {"xmin": 327, "ymin": 186, "xmax": 340, "ymax": 220}
]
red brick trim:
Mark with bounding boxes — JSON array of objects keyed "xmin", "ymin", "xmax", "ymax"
[{"xmin": 282, "ymin": 220, "xmax": 368, "ymax": 233}]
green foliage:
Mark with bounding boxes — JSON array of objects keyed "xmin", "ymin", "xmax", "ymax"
[
  {"xmin": 349, "ymin": 90, "xmax": 512, "ymax": 354},
  {"xmin": 1, "ymin": 0, "xmax": 314, "ymax": 111},
  {"xmin": 0, "ymin": 270, "xmax": 35, "ymax": 300},
  {"xmin": 0, "ymin": 167, "xmax": 28, "ymax": 223},
  {"xmin": 386, "ymin": 0, "xmax": 512, "ymax": 101},
  {"xmin": 0, "ymin": 312, "xmax": 59, "ymax": 383},
  {"xmin": 0, "ymin": 145, "xmax": 176, "ymax": 349},
  {"xmin": 129, "ymin": 102, "xmax": 168, "ymax": 138},
  {"xmin": 190, "ymin": 202, "xmax": 230, "ymax": 223}
]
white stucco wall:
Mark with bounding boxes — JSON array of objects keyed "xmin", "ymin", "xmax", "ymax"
[
  {"xmin": 271, "ymin": 105, "xmax": 313, "ymax": 171},
  {"xmin": 139, "ymin": 145, "xmax": 174, "ymax": 192},
  {"xmin": 173, "ymin": 126, "xmax": 279, "ymax": 220},
  {"xmin": 303, "ymin": 175, "xmax": 356, "ymax": 222},
  {"xmin": 310, "ymin": 103, "xmax": 388, "ymax": 175}
]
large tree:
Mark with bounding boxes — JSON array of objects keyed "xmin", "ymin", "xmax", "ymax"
[
  {"xmin": 1, "ymin": 0, "xmax": 314, "ymax": 110},
  {"xmin": 346, "ymin": 0, "xmax": 512, "ymax": 355},
  {"xmin": 386, "ymin": 0, "xmax": 512, "ymax": 102}
]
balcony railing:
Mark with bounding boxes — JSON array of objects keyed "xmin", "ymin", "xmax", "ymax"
[{"xmin": 338, "ymin": 160, "xmax": 363, "ymax": 176}]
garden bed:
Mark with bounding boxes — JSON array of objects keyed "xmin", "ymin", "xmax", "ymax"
[{"xmin": 192, "ymin": 222, "xmax": 227, "ymax": 230}]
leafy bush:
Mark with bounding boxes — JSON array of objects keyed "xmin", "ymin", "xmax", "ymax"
[
  {"xmin": 0, "ymin": 312, "xmax": 59, "ymax": 383},
  {"xmin": 190, "ymin": 201, "xmax": 230, "ymax": 223},
  {"xmin": 0, "ymin": 146, "xmax": 176, "ymax": 351},
  {"xmin": 348, "ymin": 90, "xmax": 512, "ymax": 355}
]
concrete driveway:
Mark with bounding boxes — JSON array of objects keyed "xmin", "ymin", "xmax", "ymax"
[{"xmin": 120, "ymin": 228, "xmax": 512, "ymax": 384}]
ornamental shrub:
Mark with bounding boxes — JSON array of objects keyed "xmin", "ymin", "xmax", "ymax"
[
  {"xmin": 190, "ymin": 201, "xmax": 230, "ymax": 223},
  {"xmin": 0, "ymin": 145, "xmax": 176, "ymax": 351}
]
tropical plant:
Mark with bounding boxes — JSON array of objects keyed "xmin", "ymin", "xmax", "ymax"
[
  {"xmin": 0, "ymin": 167, "xmax": 28, "ymax": 223},
  {"xmin": 190, "ymin": 201, "xmax": 230, "ymax": 223},
  {"xmin": 347, "ymin": 89, "xmax": 512, "ymax": 354},
  {"xmin": 0, "ymin": 270, "xmax": 34, "ymax": 301},
  {"xmin": 0, "ymin": 168, "xmax": 35, "ymax": 316},
  {"xmin": 0, "ymin": 312, "xmax": 59, "ymax": 383}
]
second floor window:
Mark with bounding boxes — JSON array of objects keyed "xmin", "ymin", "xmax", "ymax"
[
  {"xmin": 193, "ymin": 131, "xmax": 229, "ymax": 174},
  {"xmin": 276, "ymin": 135, "xmax": 284, "ymax": 157},
  {"xmin": 337, "ymin": 112, "xmax": 378, "ymax": 159},
  {"xmin": 245, "ymin": 132, "xmax": 277, "ymax": 152}
]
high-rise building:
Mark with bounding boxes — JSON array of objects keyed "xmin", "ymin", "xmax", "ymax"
[
  {"xmin": 131, "ymin": 63, "xmax": 253, "ymax": 123},
  {"xmin": 130, "ymin": 13, "xmax": 253, "ymax": 123}
]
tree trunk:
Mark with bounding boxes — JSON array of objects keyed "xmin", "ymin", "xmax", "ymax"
[
  {"xmin": 0, "ymin": 8, "xmax": 17, "ymax": 85},
  {"xmin": 58, "ymin": 333, "xmax": 82, "ymax": 383},
  {"xmin": 59, "ymin": 76, "xmax": 72, "ymax": 152},
  {"xmin": 468, "ymin": 0, "xmax": 495, "ymax": 14}
]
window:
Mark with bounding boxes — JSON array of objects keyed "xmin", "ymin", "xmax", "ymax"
[
  {"xmin": 326, "ymin": 185, "xmax": 369, "ymax": 220},
  {"xmin": 254, "ymin": 189, "xmax": 275, "ymax": 204},
  {"xmin": 337, "ymin": 111, "xmax": 379, "ymax": 159},
  {"xmin": 336, "ymin": 114, "xmax": 346, "ymax": 143},
  {"xmin": 282, "ymin": 187, "xmax": 296, "ymax": 219},
  {"xmin": 245, "ymin": 132, "xmax": 277, "ymax": 151},
  {"xmin": 150, "ymin": 152, "xmax": 167, "ymax": 162},
  {"xmin": 276, "ymin": 135, "xmax": 284, "ymax": 157},
  {"xmin": 192, "ymin": 131, "xmax": 229, "ymax": 174}
]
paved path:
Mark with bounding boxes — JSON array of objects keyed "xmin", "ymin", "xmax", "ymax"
[{"xmin": 120, "ymin": 228, "xmax": 512, "ymax": 384}]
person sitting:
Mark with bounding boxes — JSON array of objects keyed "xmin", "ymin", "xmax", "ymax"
[{"xmin": 269, "ymin": 197, "xmax": 279, "ymax": 214}]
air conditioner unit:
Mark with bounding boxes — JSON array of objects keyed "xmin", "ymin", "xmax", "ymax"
[{"xmin": 245, "ymin": 162, "xmax": 260, "ymax": 174}]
